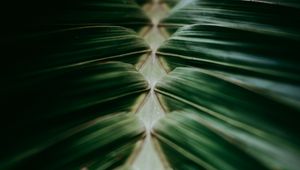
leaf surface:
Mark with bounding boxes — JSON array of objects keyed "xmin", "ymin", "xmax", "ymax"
[
  {"xmin": 1, "ymin": 62, "xmax": 148, "ymax": 169},
  {"xmin": 154, "ymin": 67, "xmax": 300, "ymax": 170}
]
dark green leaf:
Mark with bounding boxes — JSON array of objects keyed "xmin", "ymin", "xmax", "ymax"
[
  {"xmin": 154, "ymin": 67, "xmax": 300, "ymax": 170},
  {"xmin": 161, "ymin": 0, "xmax": 300, "ymax": 35},
  {"xmin": 157, "ymin": 24, "xmax": 300, "ymax": 106},
  {"xmin": 3, "ymin": 26, "xmax": 150, "ymax": 77},
  {"xmin": 4, "ymin": 0, "xmax": 150, "ymax": 33},
  {"xmin": 2, "ymin": 113, "xmax": 145, "ymax": 170},
  {"xmin": 1, "ymin": 62, "xmax": 148, "ymax": 169}
]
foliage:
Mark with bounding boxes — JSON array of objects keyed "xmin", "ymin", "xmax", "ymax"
[{"xmin": 2, "ymin": 0, "xmax": 300, "ymax": 169}]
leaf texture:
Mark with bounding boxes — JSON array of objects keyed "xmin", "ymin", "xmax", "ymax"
[
  {"xmin": 3, "ymin": 0, "xmax": 300, "ymax": 169},
  {"xmin": 157, "ymin": 23, "xmax": 300, "ymax": 107},
  {"xmin": 4, "ymin": 113, "xmax": 144, "ymax": 170},
  {"xmin": 1, "ymin": 0, "xmax": 153, "ymax": 169},
  {"xmin": 1, "ymin": 62, "xmax": 148, "ymax": 169},
  {"xmin": 160, "ymin": 0, "xmax": 300, "ymax": 35},
  {"xmin": 3, "ymin": 0, "xmax": 150, "ymax": 33},
  {"xmin": 154, "ymin": 67, "xmax": 300, "ymax": 170},
  {"xmin": 153, "ymin": 0, "xmax": 300, "ymax": 169},
  {"xmin": 3, "ymin": 26, "xmax": 150, "ymax": 77}
]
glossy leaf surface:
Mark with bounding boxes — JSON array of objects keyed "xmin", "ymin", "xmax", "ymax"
[
  {"xmin": 154, "ymin": 67, "xmax": 300, "ymax": 170},
  {"xmin": 1, "ymin": 62, "xmax": 148, "ymax": 169},
  {"xmin": 2, "ymin": 0, "xmax": 153, "ymax": 169},
  {"xmin": 161, "ymin": 0, "xmax": 300, "ymax": 35},
  {"xmin": 158, "ymin": 23, "xmax": 300, "ymax": 106},
  {"xmin": 3, "ymin": 26, "xmax": 150, "ymax": 77},
  {"xmin": 3, "ymin": 113, "xmax": 144, "ymax": 170}
]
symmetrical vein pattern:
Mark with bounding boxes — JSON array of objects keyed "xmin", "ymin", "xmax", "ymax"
[{"xmin": 2, "ymin": 0, "xmax": 300, "ymax": 169}]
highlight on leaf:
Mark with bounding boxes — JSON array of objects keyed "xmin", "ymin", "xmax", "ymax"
[
  {"xmin": 160, "ymin": 0, "xmax": 300, "ymax": 35},
  {"xmin": 1, "ymin": 62, "xmax": 148, "ymax": 169},
  {"xmin": 154, "ymin": 67, "xmax": 300, "ymax": 170},
  {"xmin": 157, "ymin": 23, "xmax": 300, "ymax": 107},
  {"xmin": 3, "ymin": 0, "xmax": 300, "ymax": 169}
]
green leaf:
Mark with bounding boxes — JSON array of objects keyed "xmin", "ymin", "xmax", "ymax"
[
  {"xmin": 154, "ymin": 67, "xmax": 300, "ymax": 170},
  {"xmin": 5, "ymin": 0, "xmax": 150, "ymax": 33},
  {"xmin": 154, "ymin": 1, "xmax": 300, "ymax": 169},
  {"xmin": 162, "ymin": 0, "xmax": 181, "ymax": 7},
  {"xmin": 4, "ymin": 0, "xmax": 300, "ymax": 169},
  {"xmin": 134, "ymin": 0, "xmax": 151, "ymax": 5},
  {"xmin": 157, "ymin": 23, "xmax": 300, "ymax": 107},
  {"xmin": 4, "ymin": 26, "xmax": 150, "ymax": 77},
  {"xmin": 2, "ymin": 1, "xmax": 153, "ymax": 169},
  {"xmin": 160, "ymin": 0, "xmax": 300, "ymax": 35},
  {"xmin": 3, "ymin": 113, "xmax": 145, "ymax": 170},
  {"xmin": 1, "ymin": 62, "xmax": 148, "ymax": 169},
  {"xmin": 153, "ymin": 111, "xmax": 269, "ymax": 170},
  {"xmin": 134, "ymin": 0, "xmax": 179, "ymax": 7}
]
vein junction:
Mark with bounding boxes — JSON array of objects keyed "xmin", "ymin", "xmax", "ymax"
[{"xmin": 131, "ymin": 0, "xmax": 169, "ymax": 169}]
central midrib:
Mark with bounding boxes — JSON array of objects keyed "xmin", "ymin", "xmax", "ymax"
[{"xmin": 130, "ymin": 0, "xmax": 170, "ymax": 169}]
